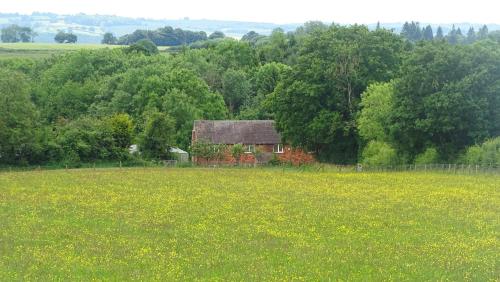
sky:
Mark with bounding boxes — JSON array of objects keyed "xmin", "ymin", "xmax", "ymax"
[{"xmin": 3, "ymin": 0, "xmax": 500, "ymax": 24}]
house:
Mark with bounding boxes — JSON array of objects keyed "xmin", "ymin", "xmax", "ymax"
[
  {"xmin": 128, "ymin": 145, "xmax": 189, "ymax": 163},
  {"xmin": 192, "ymin": 120, "xmax": 314, "ymax": 165},
  {"xmin": 169, "ymin": 147, "xmax": 189, "ymax": 163}
]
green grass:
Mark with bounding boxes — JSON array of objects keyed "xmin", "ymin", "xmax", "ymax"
[
  {"xmin": 0, "ymin": 168, "xmax": 498, "ymax": 280},
  {"xmin": 0, "ymin": 43, "xmax": 169, "ymax": 59}
]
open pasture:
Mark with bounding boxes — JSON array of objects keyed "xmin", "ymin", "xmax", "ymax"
[{"xmin": 0, "ymin": 168, "xmax": 498, "ymax": 280}]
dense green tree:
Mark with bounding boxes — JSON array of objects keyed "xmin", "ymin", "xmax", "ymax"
[
  {"xmin": 477, "ymin": 25, "xmax": 489, "ymax": 40},
  {"xmin": 390, "ymin": 41, "xmax": 500, "ymax": 160},
  {"xmin": 435, "ymin": 26, "xmax": 444, "ymax": 40},
  {"xmin": 1, "ymin": 25, "xmax": 37, "ymax": 43},
  {"xmin": 125, "ymin": 39, "xmax": 159, "ymax": 55},
  {"xmin": 422, "ymin": 25, "xmax": 434, "ymax": 41},
  {"xmin": 257, "ymin": 28, "xmax": 290, "ymax": 63},
  {"xmin": 241, "ymin": 31, "xmax": 264, "ymax": 45},
  {"xmin": 209, "ymin": 31, "xmax": 225, "ymax": 40},
  {"xmin": 461, "ymin": 137, "xmax": 500, "ymax": 165},
  {"xmin": 222, "ymin": 69, "xmax": 251, "ymax": 115},
  {"xmin": 54, "ymin": 117, "xmax": 121, "ymax": 163},
  {"xmin": 107, "ymin": 113, "xmax": 134, "ymax": 149},
  {"xmin": 117, "ymin": 26, "xmax": 207, "ymax": 46},
  {"xmin": 0, "ymin": 70, "xmax": 38, "ymax": 164},
  {"xmin": 466, "ymin": 27, "xmax": 476, "ymax": 44},
  {"xmin": 357, "ymin": 82, "xmax": 394, "ymax": 143},
  {"xmin": 270, "ymin": 25, "xmax": 405, "ymax": 163},
  {"xmin": 361, "ymin": 141, "xmax": 399, "ymax": 166},
  {"xmin": 54, "ymin": 31, "xmax": 77, "ymax": 43},
  {"xmin": 102, "ymin": 32, "xmax": 117, "ymax": 45},
  {"xmin": 139, "ymin": 112, "xmax": 175, "ymax": 160},
  {"xmin": 239, "ymin": 62, "xmax": 292, "ymax": 119},
  {"xmin": 401, "ymin": 21, "xmax": 422, "ymax": 42}
]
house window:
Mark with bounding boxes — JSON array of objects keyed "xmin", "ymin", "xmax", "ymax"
[
  {"xmin": 274, "ymin": 144, "xmax": 284, "ymax": 153},
  {"xmin": 245, "ymin": 144, "xmax": 255, "ymax": 153}
]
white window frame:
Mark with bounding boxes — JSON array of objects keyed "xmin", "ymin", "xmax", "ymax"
[
  {"xmin": 274, "ymin": 144, "xmax": 284, "ymax": 154},
  {"xmin": 245, "ymin": 144, "xmax": 255, "ymax": 153}
]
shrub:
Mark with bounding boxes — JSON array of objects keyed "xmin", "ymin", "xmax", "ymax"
[
  {"xmin": 414, "ymin": 147, "xmax": 439, "ymax": 164},
  {"xmin": 361, "ymin": 141, "xmax": 399, "ymax": 166},
  {"xmin": 461, "ymin": 137, "xmax": 500, "ymax": 165},
  {"xmin": 231, "ymin": 144, "xmax": 244, "ymax": 165}
]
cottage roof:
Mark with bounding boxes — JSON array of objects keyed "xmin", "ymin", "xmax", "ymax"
[{"xmin": 193, "ymin": 120, "xmax": 282, "ymax": 145}]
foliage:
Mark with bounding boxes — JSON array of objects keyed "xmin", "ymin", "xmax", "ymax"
[
  {"xmin": 222, "ymin": 69, "xmax": 251, "ymax": 115},
  {"xmin": 0, "ymin": 21, "xmax": 499, "ymax": 166},
  {"xmin": 390, "ymin": 41, "xmax": 500, "ymax": 160},
  {"xmin": 117, "ymin": 26, "xmax": 207, "ymax": 46},
  {"xmin": 54, "ymin": 31, "xmax": 77, "ymax": 43},
  {"xmin": 190, "ymin": 139, "xmax": 227, "ymax": 163},
  {"xmin": 357, "ymin": 82, "xmax": 394, "ymax": 142},
  {"xmin": 414, "ymin": 148, "xmax": 440, "ymax": 165},
  {"xmin": 0, "ymin": 70, "xmax": 38, "ymax": 164},
  {"xmin": 271, "ymin": 25, "xmax": 405, "ymax": 163},
  {"xmin": 361, "ymin": 141, "xmax": 399, "ymax": 166},
  {"xmin": 231, "ymin": 144, "xmax": 245, "ymax": 164},
  {"xmin": 139, "ymin": 112, "xmax": 175, "ymax": 160},
  {"xmin": 101, "ymin": 32, "xmax": 117, "ymax": 45},
  {"xmin": 125, "ymin": 39, "xmax": 159, "ymax": 55},
  {"xmin": 107, "ymin": 113, "xmax": 134, "ymax": 149},
  {"xmin": 461, "ymin": 137, "xmax": 500, "ymax": 165},
  {"xmin": 1, "ymin": 25, "xmax": 36, "ymax": 43},
  {"xmin": 208, "ymin": 31, "xmax": 225, "ymax": 40}
]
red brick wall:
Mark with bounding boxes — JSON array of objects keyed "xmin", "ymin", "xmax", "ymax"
[{"xmin": 193, "ymin": 144, "xmax": 315, "ymax": 166}]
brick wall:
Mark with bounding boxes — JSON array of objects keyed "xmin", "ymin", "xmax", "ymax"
[{"xmin": 193, "ymin": 144, "xmax": 315, "ymax": 166}]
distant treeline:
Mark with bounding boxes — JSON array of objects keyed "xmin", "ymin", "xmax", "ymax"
[
  {"xmin": 399, "ymin": 21, "xmax": 492, "ymax": 44},
  {"xmin": 114, "ymin": 26, "xmax": 210, "ymax": 46}
]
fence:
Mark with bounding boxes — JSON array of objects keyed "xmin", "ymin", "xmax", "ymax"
[
  {"xmin": 355, "ymin": 163, "xmax": 500, "ymax": 174},
  {"xmin": 1, "ymin": 161, "xmax": 498, "ymax": 175}
]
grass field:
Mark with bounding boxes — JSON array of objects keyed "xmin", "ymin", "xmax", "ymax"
[
  {"xmin": 0, "ymin": 43, "xmax": 169, "ymax": 59},
  {"xmin": 0, "ymin": 168, "xmax": 498, "ymax": 280}
]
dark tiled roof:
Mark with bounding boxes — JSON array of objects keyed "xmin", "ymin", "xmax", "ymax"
[{"xmin": 193, "ymin": 120, "xmax": 282, "ymax": 145}]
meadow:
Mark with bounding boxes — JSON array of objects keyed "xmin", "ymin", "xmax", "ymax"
[
  {"xmin": 0, "ymin": 43, "xmax": 169, "ymax": 59},
  {"xmin": 0, "ymin": 168, "xmax": 498, "ymax": 280}
]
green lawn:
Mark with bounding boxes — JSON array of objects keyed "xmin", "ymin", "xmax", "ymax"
[{"xmin": 0, "ymin": 168, "xmax": 498, "ymax": 280}]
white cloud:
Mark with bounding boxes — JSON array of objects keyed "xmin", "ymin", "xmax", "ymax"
[{"xmin": 3, "ymin": 0, "xmax": 500, "ymax": 24}]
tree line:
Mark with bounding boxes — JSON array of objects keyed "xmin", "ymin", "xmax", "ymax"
[{"xmin": 0, "ymin": 22, "xmax": 498, "ymax": 166}]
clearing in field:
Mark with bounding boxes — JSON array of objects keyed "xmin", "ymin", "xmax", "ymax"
[{"xmin": 0, "ymin": 168, "xmax": 498, "ymax": 280}]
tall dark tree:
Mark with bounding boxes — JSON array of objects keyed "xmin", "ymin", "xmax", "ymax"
[
  {"xmin": 477, "ymin": 25, "xmax": 489, "ymax": 40},
  {"xmin": 0, "ymin": 70, "xmax": 38, "ymax": 164},
  {"xmin": 208, "ymin": 31, "xmax": 225, "ymax": 40},
  {"xmin": 390, "ymin": 42, "xmax": 500, "ymax": 160},
  {"xmin": 466, "ymin": 27, "xmax": 476, "ymax": 44},
  {"xmin": 54, "ymin": 31, "xmax": 77, "ymax": 43},
  {"xmin": 447, "ymin": 25, "xmax": 459, "ymax": 45},
  {"xmin": 1, "ymin": 25, "xmax": 36, "ymax": 43},
  {"xmin": 401, "ymin": 21, "xmax": 422, "ymax": 42},
  {"xmin": 422, "ymin": 25, "xmax": 434, "ymax": 41},
  {"xmin": 140, "ymin": 112, "xmax": 175, "ymax": 160},
  {"xmin": 435, "ymin": 26, "xmax": 444, "ymax": 40},
  {"xmin": 101, "ymin": 32, "xmax": 117, "ymax": 45},
  {"xmin": 270, "ymin": 25, "xmax": 405, "ymax": 163}
]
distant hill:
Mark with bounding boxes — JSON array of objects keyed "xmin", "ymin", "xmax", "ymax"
[{"xmin": 1, "ymin": 12, "xmax": 499, "ymax": 44}]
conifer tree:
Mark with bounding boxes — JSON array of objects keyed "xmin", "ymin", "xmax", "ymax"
[
  {"xmin": 466, "ymin": 27, "xmax": 476, "ymax": 44},
  {"xmin": 435, "ymin": 26, "xmax": 444, "ymax": 40},
  {"xmin": 423, "ymin": 25, "xmax": 434, "ymax": 41}
]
